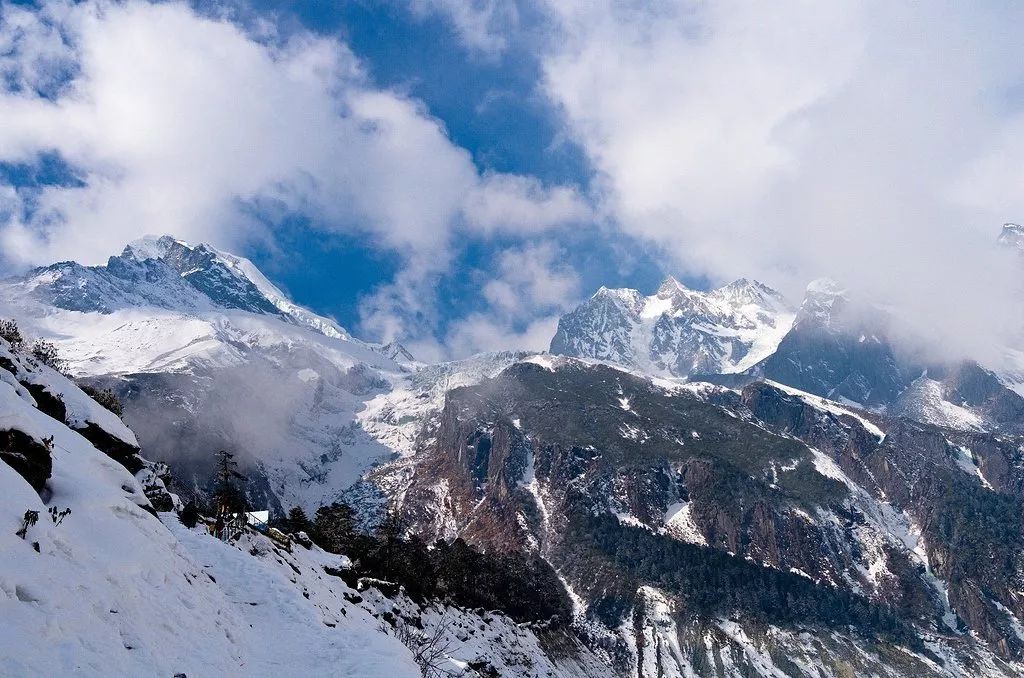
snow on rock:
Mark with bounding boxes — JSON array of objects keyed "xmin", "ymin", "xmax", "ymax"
[
  {"xmin": 0, "ymin": 340, "xmax": 137, "ymax": 448},
  {"xmin": 551, "ymin": 276, "xmax": 795, "ymax": 378},
  {"xmin": 766, "ymin": 379, "xmax": 886, "ymax": 440},
  {"xmin": 893, "ymin": 377, "xmax": 987, "ymax": 432},
  {"xmin": 662, "ymin": 501, "xmax": 707, "ymax": 546}
]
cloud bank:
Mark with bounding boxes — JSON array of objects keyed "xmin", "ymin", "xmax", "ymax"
[
  {"xmin": 0, "ymin": 0, "xmax": 588, "ymax": 355},
  {"xmin": 534, "ymin": 0, "xmax": 1024, "ymax": 361}
]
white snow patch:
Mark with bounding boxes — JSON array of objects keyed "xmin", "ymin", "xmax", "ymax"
[{"xmin": 663, "ymin": 501, "xmax": 707, "ymax": 546}]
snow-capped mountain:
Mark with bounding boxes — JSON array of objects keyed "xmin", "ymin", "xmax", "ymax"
[
  {"xmin": 12, "ymin": 234, "xmax": 350, "ymax": 339},
  {"xmin": 754, "ymin": 278, "xmax": 914, "ymax": 406},
  {"xmin": 753, "ymin": 278, "xmax": 1024, "ymax": 431},
  {"xmin": 998, "ymin": 222, "xmax": 1024, "ymax": 252},
  {"xmin": 8, "ymin": 232, "xmax": 1024, "ymax": 676},
  {"xmin": 550, "ymin": 275, "xmax": 795, "ymax": 377},
  {"xmin": 0, "ymin": 235, "xmax": 405, "ymax": 512}
]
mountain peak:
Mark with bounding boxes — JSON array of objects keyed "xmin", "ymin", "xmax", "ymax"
[
  {"xmin": 379, "ymin": 340, "xmax": 415, "ymax": 362},
  {"xmin": 805, "ymin": 278, "xmax": 845, "ymax": 298},
  {"xmin": 999, "ymin": 222, "xmax": 1024, "ymax": 250},
  {"xmin": 122, "ymin": 234, "xmax": 186, "ymax": 262},
  {"xmin": 713, "ymin": 278, "xmax": 787, "ymax": 307},
  {"xmin": 10, "ymin": 234, "xmax": 352, "ymax": 342},
  {"xmin": 656, "ymin": 275, "xmax": 686, "ymax": 297}
]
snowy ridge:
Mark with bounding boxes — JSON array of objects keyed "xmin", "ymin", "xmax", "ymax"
[{"xmin": 550, "ymin": 275, "xmax": 795, "ymax": 378}]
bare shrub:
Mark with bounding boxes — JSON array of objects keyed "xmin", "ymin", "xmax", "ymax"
[{"xmin": 393, "ymin": 614, "xmax": 459, "ymax": 677}]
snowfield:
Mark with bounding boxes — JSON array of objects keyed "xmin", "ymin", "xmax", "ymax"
[{"xmin": 0, "ymin": 336, "xmax": 420, "ymax": 677}]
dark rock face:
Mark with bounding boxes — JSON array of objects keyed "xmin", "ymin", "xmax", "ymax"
[
  {"xmin": 756, "ymin": 292, "xmax": 913, "ymax": 406},
  {"xmin": 0, "ymin": 428, "xmax": 52, "ymax": 493},
  {"xmin": 394, "ymin": 359, "xmax": 1024, "ymax": 668},
  {"xmin": 148, "ymin": 237, "xmax": 281, "ymax": 315},
  {"xmin": 21, "ymin": 382, "xmax": 67, "ymax": 423},
  {"xmin": 18, "ymin": 379, "xmax": 145, "ymax": 475},
  {"xmin": 74, "ymin": 422, "xmax": 144, "ymax": 474}
]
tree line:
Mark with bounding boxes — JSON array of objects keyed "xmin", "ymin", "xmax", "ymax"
[{"xmin": 280, "ymin": 502, "xmax": 571, "ymax": 625}]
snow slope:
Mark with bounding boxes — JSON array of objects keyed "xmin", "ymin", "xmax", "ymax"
[{"xmin": 0, "ymin": 334, "xmax": 421, "ymax": 676}]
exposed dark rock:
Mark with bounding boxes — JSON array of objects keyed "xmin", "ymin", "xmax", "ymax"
[
  {"xmin": 74, "ymin": 422, "xmax": 144, "ymax": 474},
  {"xmin": 0, "ymin": 428, "xmax": 52, "ymax": 493},
  {"xmin": 21, "ymin": 382, "xmax": 67, "ymax": 423}
]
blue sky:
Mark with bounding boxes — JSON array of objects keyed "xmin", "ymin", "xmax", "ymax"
[
  {"xmin": 2, "ymin": 0, "xmax": 1024, "ymax": 360},
  {"xmin": 237, "ymin": 0, "xmax": 661, "ymax": 335}
]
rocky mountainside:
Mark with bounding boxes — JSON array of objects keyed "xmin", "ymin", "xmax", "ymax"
[
  {"xmin": 752, "ymin": 279, "xmax": 916, "ymax": 406},
  {"xmin": 390, "ymin": 354, "xmax": 1024, "ymax": 675},
  {"xmin": 550, "ymin": 276, "xmax": 795, "ymax": 377},
  {"xmin": 751, "ymin": 280, "xmax": 1024, "ymax": 433}
]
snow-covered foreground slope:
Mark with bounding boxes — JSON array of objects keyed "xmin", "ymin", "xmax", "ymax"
[
  {"xmin": 0, "ymin": 334, "xmax": 426, "ymax": 676},
  {"xmin": 1, "ymin": 334, "xmax": 613, "ymax": 676}
]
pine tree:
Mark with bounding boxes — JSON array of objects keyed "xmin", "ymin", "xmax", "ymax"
[
  {"xmin": 313, "ymin": 501, "xmax": 358, "ymax": 554},
  {"xmin": 372, "ymin": 509, "xmax": 412, "ymax": 584},
  {"xmin": 287, "ymin": 506, "xmax": 312, "ymax": 534},
  {"xmin": 212, "ymin": 449, "xmax": 245, "ymax": 516}
]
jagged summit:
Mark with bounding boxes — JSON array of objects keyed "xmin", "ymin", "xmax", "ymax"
[
  {"xmin": 378, "ymin": 340, "xmax": 415, "ymax": 363},
  {"xmin": 12, "ymin": 234, "xmax": 350, "ymax": 340},
  {"xmin": 655, "ymin": 274, "xmax": 687, "ymax": 297},
  {"xmin": 804, "ymin": 277, "xmax": 845, "ymax": 297},
  {"xmin": 551, "ymin": 276, "xmax": 795, "ymax": 376},
  {"xmin": 999, "ymin": 222, "xmax": 1024, "ymax": 251}
]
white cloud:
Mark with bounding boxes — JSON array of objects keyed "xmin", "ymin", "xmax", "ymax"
[
  {"xmin": 444, "ymin": 313, "xmax": 560, "ymax": 358},
  {"xmin": 538, "ymin": 0, "xmax": 1024, "ymax": 362},
  {"xmin": 365, "ymin": 240, "xmax": 580, "ymax": 360},
  {"xmin": 442, "ymin": 241, "xmax": 579, "ymax": 356},
  {"xmin": 409, "ymin": 0, "xmax": 517, "ymax": 56},
  {"xmin": 0, "ymin": 0, "xmax": 586, "ymax": 269}
]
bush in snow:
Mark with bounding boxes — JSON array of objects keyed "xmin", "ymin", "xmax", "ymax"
[
  {"xmin": 79, "ymin": 384, "xmax": 125, "ymax": 418},
  {"xmin": 16, "ymin": 510, "xmax": 38, "ymax": 539},
  {"xmin": 30, "ymin": 339, "xmax": 67, "ymax": 374},
  {"xmin": 0, "ymin": 319, "xmax": 23, "ymax": 352},
  {"xmin": 393, "ymin": 615, "xmax": 455, "ymax": 678},
  {"xmin": 48, "ymin": 506, "xmax": 71, "ymax": 526}
]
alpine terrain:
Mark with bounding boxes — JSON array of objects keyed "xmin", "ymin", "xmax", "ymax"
[{"xmin": 4, "ymin": 232, "xmax": 1024, "ymax": 676}]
